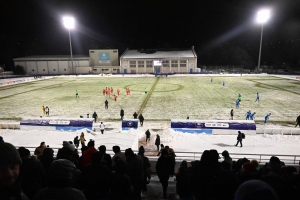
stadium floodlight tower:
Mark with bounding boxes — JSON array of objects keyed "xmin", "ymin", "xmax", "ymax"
[
  {"xmin": 63, "ymin": 16, "xmax": 75, "ymax": 74},
  {"xmin": 256, "ymin": 9, "xmax": 270, "ymax": 73}
]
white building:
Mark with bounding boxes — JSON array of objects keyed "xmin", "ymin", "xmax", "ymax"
[{"xmin": 120, "ymin": 47, "xmax": 197, "ymax": 74}]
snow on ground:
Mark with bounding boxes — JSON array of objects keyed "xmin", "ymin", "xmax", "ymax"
[
  {"xmin": 1, "ymin": 121, "xmax": 300, "ymax": 164},
  {"xmin": 1, "ymin": 74, "xmax": 300, "ymax": 163}
]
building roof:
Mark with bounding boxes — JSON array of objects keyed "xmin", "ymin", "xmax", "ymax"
[
  {"xmin": 13, "ymin": 55, "xmax": 89, "ymax": 61},
  {"xmin": 121, "ymin": 49, "xmax": 196, "ymax": 59}
]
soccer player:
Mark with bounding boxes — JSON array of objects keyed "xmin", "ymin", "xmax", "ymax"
[
  {"xmin": 117, "ymin": 89, "xmax": 120, "ymax": 96},
  {"xmin": 250, "ymin": 112, "xmax": 256, "ymax": 120},
  {"xmin": 76, "ymin": 90, "xmax": 79, "ymax": 98},
  {"xmin": 222, "ymin": 81, "xmax": 225, "ymax": 87},
  {"xmin": 255, "ymin": 93, "xmax": 260, "ymax": 102},
  {"xmin": 210, "ymin": 78, "xmax": 213, "ymax": 83},
  {"xmin": 264, "ymin": 113, "xmax": 271, "ymax": 124},
  {"xmin": 235, "ymin": 100, "xmax": 240, "ymax": 108},
  {"xmin": 245, "ymin": 110, "xmax": 251, "ymax": 120}
]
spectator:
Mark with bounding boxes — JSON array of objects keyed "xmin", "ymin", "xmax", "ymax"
[
  {"xmin": 0, "ymin": 136, "xmax": 4, "ymax": 142},
  {"xmin": 222, "ymin": 150, "xmax": 232, "ymax": 166},
  {"xmin": 156, "ymin": 149, "xmax": 174, "ymax": 199},
  {"xmin": 133, "ymin": 112, "xmax": 138, "ymax": 119},
  {"xmin": 81, "ymin": 152, "xmax": 111, "ymax": 200},
  {"xmin": 18, "ymin": 147, "xmax": 45, "ymax": 199},
  {"xmin": 176, "ymin": 161, "xmax": 193, "ymax": 199},
  {"xmin": 0, "ymin": 142, "xmax": 29, "ymax": 200},
  {"xmin": 168, "ymin": 147, "xmax": 176, "ymax": 177},
  {"xmin": 138, "ymin": 146, "xmax": 151, "ymax": 193},
  {"xmin": 56, "ymin": 141, "xmax": 75, "ymax": 162},
  {"xmin": 98, "ymin": 145, "xmax": 112, "ymax": 171},
  {"xmin": 234, "ymin": 180, "xmax": 278, "ymax": 200},
  {"xmin": 81, "ymin": 140, "xmax": 97, "ymax": 168},
  {"xmin": 110, "ymin": 159, "xmax": 132, "ymax": 200},
  {"xmin": 111, "ymin": 145, "xmax": 126, "ymax": 168},
  {"xmin": 125, "ymin": 148, "xmax": 143, "ymax": 200},
  {"xmin": 34, "ymin": 159, "xmax": 85, "ymax": 200},
  {"xmin": 34, "ymin": 142, "xmax": 46, "ymax": 159},
  {"xmin": 120, "ymin": 109, "xmax": 124, "ymax": 120}
]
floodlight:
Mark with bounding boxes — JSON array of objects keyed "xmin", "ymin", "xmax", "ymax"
[
  {"xmin": 256, "ymin": 9, "xmax": 270, "ymax": 23},
  {"xmin": 63, "ymin": 16, "xmax": 75, "ymax": 29}
]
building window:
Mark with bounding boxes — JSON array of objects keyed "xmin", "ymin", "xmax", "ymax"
[
  {"xmin": 171, "ymin": 60, "xmax": 178, "ymax": 67},
  {"xmin": 53, "ymin": 69, "xmax": 56, "ymax": 71},
  {"xmin": 43, "ymin": 69, "xmax": 45, "ymax": 71},
  {"xmin": 130, "ymin": 61, "xmax": 136, "ymax": 65},
  {"xmin": 113, "ymin": 50, "xmax": 117, "ymax": 53},
  {"xmin": 64, "ymin": 69, "xmax": 66, "ymax": 71},
  {"xmin": 138, "ymin": 61, "xmax": 144, "ymax": 68},
  {"xmin": 32, "ymin": 69, "xmax": 35, "ymax": 72},
  {"xmin": 180, "ymin": 60, "xmax": 187, "ymax": 67},
  {"xmin": 93, "ymin": 68, "xmax": 97, "ymax": 71},
  {"xmin": 130, "ymin": 65, "xmax": 136, "ymax": 68},
  {"xmin": 146, "ymin": 61, "xmax": 152, "ymax": 68},
  {"xmin": 90, "ymin": 51, "xmax": 94, "ymax": 53},
  {"xmin": 162, "ymin": 60, "xmax": 169, "ymax": 67}
]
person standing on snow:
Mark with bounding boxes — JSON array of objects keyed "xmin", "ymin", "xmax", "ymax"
[
  {"xmin": 92, "ymin": 111, "xmax": 98, "ymax": 122},
  {"xmin": 105, "ymin": 100, "xmax": 108, "ymax": 109},
  {"xmin": 235, "ymin": 131, "xmax": 243, "ymax": 147},
  {"xmin": 139, "ymin": 114, "xmax": 144, "ymax": 126},
  {"xmin": 230, "ymin": 109, "xmax": 234, "ymax": 120},
  {"xmin": 80, "ymin": 132, "xmax": 86, "ymax": 147},
  {"xmin": 145, "ymin": 129, "xmax": 151, "ymax": 143},
  {"xmin": 45, "ymin": 106, "xmax": 50, "ymax": 116},
  {"xmin": 133, "ymin": 112, "xmax": 138, "ymax": 119},
  {"xmin": 120, "ymin": 109, "xmax": 124, "ymax": 120},
  {"xmin": 245, "ymin": 110, "xmax": 251, "ymax": 120},
  {"xmin": 155, "ymin": 134, "xmax": 161, "ymax": 151},
  {"xmin": 76, "ymin": 90, "xmax": 79, "ymax": 98},
  {"xmin": 100, "ymin": 122, "xmax": 105, "ymax": 134},
  {"xmin": 42, "ymin": 106, "xmax": 46, "ymax": 115},
  {"xmin": 250, "ymin": 112, "xmax": 256, "ymax": 120}
]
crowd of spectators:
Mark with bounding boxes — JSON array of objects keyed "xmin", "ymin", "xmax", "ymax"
[{"xmin": 0, "ymin": 136, "xmax": 300, "ymax": 200}]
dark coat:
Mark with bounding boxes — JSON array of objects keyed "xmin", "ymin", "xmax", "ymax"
[
  {"xmin": 110, "ymin": 172, "xmax": 132, "ymax": 200},
  {"xmin": 155, "ymin": 136, "xmax": 160, "ymax": 146},
  {"xmin": 237, "ymin": 132, "xmax": 243, "ymax": 141},
  {"xmin": 176, "ymin": 167, "xmax": 193, "ymax": 198},
  {"xmin": 126, "ymin": 154, "xmax": 143, "ymax": 186},
  {"xmin": 19, "ymin": 157, "xmax": 45, "ymax": 199},
  {"xmin": 156, "ymin": 155, "xmax": 173, "ymax": 180},
  {"xmin": 73, "ymin": 137, "xmax": 79, "ymax": 146},
  {"xmin": 145, "ymin": 130, "xmax": 150, "ymax": 138},
  {"xmin": 138, "ymin": 114, "xmax": 144, "ymax": 122},
  {"xmin": 81, "ymin": 162, "xmax": 111, "ymax": 199},
  {"xmin": 120, "ymin": 109, "xmax": 124, "ymax": 117},
  {"xmin": 133, "ymin": 112, "xmax": 138, "ymax": 119},
  {"xmin": 0, "ymin": 179, "xmax": 30, "ymax": 200},
  {"xmin": 92, "ymin": 112, "xmax": 97, "ymax": 119}
]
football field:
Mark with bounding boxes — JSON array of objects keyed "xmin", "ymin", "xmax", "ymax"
[{"xmin": 0, "ymin": 75, "xmax": 299, "ymax": 124}]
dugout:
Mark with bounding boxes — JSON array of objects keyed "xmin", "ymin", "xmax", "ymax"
[
  {"xmin": 120, "ymin": 47, "xmax": 197, "ymax": 74},
  {"xmin": 171, "ymin": 119, "xmax": 256, "ymax": 135}
]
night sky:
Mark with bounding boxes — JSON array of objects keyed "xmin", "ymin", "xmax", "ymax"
[{"xmin": 1, "ymin": 0, "xmax": 300, "ymax": 70}]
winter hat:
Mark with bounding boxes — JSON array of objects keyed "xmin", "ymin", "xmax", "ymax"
[
  {"xmin": 139, "ymin": 146, "xmax": 145, "ymax": 154},
  {"xmin": 125, "ymin": 148, "xmax": 134, "ymax": 157},
  {"xmin": 87, "ymin": 140, "xmax": 95, "ymax": 147},
  {"xmin": 18, "ymin": 147, "xmax": 30, "ymax": 158},
  {"xmin": 0, "ymin": 142, "xmax": 22, "ymax": 167},
  {"xmin": 234, "ymin": 180, "xmax": 279, "ymax": 200},
  {"xmin": 63, "ymin": 141, "xmax": 70, "ymax": 148}
]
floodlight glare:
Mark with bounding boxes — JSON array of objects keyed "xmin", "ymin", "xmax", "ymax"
[
  {"xmin": 63, "ymin": 16, "xmax": 75, "ymax": 29},
  {"xmin": 256, "ymin": 9, "xmax": 270, "ymax": 23}
]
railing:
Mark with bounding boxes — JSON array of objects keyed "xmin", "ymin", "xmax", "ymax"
[{"xmin": 17, "ymin": 146, "xmax": 300, "ymax": 165}]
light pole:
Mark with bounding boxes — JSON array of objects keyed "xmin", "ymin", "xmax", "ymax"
[
  {"xmin": 256, "ymin": 9, "xmax": 270, "ymax": 73},
  {"xmin": 63, "ymin": 16, "xmax": 75, "ymax": 74}
]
